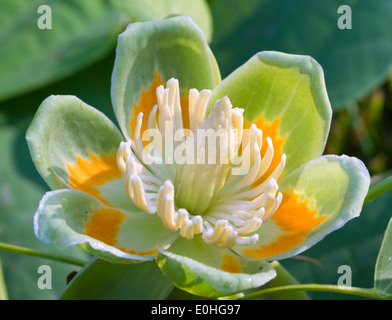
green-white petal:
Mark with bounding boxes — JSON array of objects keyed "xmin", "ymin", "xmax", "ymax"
[
  {"xmin": 156, "ymin": 236, "xmax": 276, "ymax": 297},
  {"xmin": 111, "ymin": 15, "xmax": 220, "ymax": 140},
  {"xmin": 237, "ymin": 155, "xmax": 371, "ymax": 261},
  {"xmin": 26, "ymin": 95, "xmax": 134, "ymax": 210},
  {"xmin": 210, "ymin": 51, "xmax": 332, "ymax": 177},
  {"xmin": 35, "ymin": 189, "xmax": 178, "ymax": 264}
]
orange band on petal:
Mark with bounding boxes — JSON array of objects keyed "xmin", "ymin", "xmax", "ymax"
[
  {"xmin": 243, "ymin": 191, "xmax": 326, "ymax": 259},
  {"xmin": 129, "ymin": 69, "xmax": 163, "ymax": 141},
  {"xmin": 129, "ymin": 70, "xmax": 190, "ymax": 141},
  {"xmin": 119, "ymin": 248, "xmax": 158, "ymax": 256},
  {"xmin": 66, "ymin": 151, "xmax": 121, "ymax": 205},
  {"xmin": 85, "ymin": 207, "xmax": 125, "ymax": 246},
  {"xmin": 221, "ymin": 254, "xmax": 243, "ymax": 273},
  {"xmin": 245, "ymin": 115, "xmax": 286, "ymax": 184}
]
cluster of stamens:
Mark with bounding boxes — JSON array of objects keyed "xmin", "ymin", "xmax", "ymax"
[{"xmin": 117, "ymin": 78, "xmax": 286, "ymax": 248}]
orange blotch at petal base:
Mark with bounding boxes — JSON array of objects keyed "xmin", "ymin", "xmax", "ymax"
[
  {"xmin": 84, "ymin": 207, "xmax": 158, "ymax": 256},
  {"xmin": 245, "ymin": 114, "xmax": 286, "ymax": 184},
  {"xmin": 66, "ymin": 151, "xmax": 121, "ymax": 205},
  {"xmin": 242, "ymin": 191, "xmax": 326, "ymax": 259},
  {"xmin": 85, "ymin": 207, "xmax": 124, "ymax": 246},
  {"xmin": 221, "ymin": 254, "xmax": 243, "ymax": 273},
  {"xmin": 129, "ymin": 70, "xmax": 190, "ymax": 143},
  {"xmin": 120, "ymin": 248, "xmax": 158, "ymax": 256}
]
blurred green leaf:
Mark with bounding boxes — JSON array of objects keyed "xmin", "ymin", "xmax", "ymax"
[
  {"xmin": 0, "ymin": 0, "xmax": 214, "ymax": 104},
  {"xmin": 0, "ymin": 119, "xmax": 89, "ymax": 299},
  {"xmin": 0, "ymin": 0, "xmax": 126, "ymax": 103},
  {"xmin": 209, "ymin": 0, "xmax": 392, "ymax": 111},
  {"xmin": 281, "ymin": 188, "xmax": 392, "ymax": 299},
  {"xmin": 374, "ymin": 218, "xmax": 392, "ymax": 297},
  {"xmin": 60, "ymin": 258, "xmax": 174, "ymax": 300},
  {"xmin": 111, "ymin": 0, "xmax": 213, "ymax": 42}
]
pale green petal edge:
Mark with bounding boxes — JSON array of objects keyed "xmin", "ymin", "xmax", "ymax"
[
  {"xmin": 34, "ymin": 189, "xmax": 155, "ymax": 264},
  {"xmin": 156, "ymin": 247, "xmax": 276, "ymax": 298}
]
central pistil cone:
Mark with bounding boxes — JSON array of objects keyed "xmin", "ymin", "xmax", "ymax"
[{"xmin": 174, "ymin": 96, "xmax": 244, "ymax": 215}]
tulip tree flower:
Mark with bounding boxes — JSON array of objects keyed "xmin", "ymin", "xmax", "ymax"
[{"xmin": 27, "ymin": 16, "xmax": 370, "ymax": 297}]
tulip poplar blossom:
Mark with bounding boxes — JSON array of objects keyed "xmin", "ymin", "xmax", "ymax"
[{"xmin": 27, "ymin": 16, "xmax": 370, "ymax": 297}]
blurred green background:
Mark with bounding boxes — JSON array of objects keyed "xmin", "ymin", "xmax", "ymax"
[{"xmin": 0, "ymin": 0, "xmax": 391, "ymax": 300}]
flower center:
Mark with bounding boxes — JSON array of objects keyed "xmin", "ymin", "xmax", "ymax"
[
  {"xmin": 173, "ymin": 96, "xmax": 243, "ymax": 215},
  {"xmin": 116, "ymin": 78, "xmax": 286, "ymax": 248}
]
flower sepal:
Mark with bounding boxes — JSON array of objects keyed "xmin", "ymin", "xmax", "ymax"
[{"xmin": 156, "ymin": 236, "xmax": 276, "ymax": 298}]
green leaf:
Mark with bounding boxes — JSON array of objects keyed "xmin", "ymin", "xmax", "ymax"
[
  {"xmin": 210, "ymin": 0, "xmax": 392, "ymax": 111},
  {"xmin": 111, "ymin": 0, "xmax": 213, "ymax": 42},
  {"xmin": 0, "ymin": 0, "xmax": 126, "ymax": 103},
  {"xmin": 111, "ymin": 15, "xmax": 220, "ymax": 140},
  {"xmin": 60, "ymin": 258, "xmax": 174, "ymax": 300},
  {"xmin": 209, "ymin": 51, "xmax": 332, "ymax": 176},
  {"xmin": 374, "ymin": 218, "xmax": 392, "ymax": 297}
]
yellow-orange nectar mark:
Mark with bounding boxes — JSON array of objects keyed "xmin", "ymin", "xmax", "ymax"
[
  {"xmin": 245, "ymin": 114, "xmax": 286, "ymax": 185},
  {"xmin": 66, "ymin": 151, "xmax": 121, "ymax": 205},
  {"xmin": 84, "ymin": 208, "xmax": 159, "ymax": 256},
  {"xmin": 221, "ymin": 254, "xmax": 243, "ymax": 273},
  {"xmin": 119, "ymin": 248, "xmax": 158, "ymax": 256},
  {"xmin": 85, "ymin": 207, "xmax": 125, "ymax": 246},
  {"xmin": 129, "ymin": 70, "xmax": 164, "ymax": 142},
  {"xmin": 243, "ymin": 191, "xmax": 326, "ymax": 259},
  {"xmin": 129, "ymin": 70, "xmax": 190, "ymax": 144}
]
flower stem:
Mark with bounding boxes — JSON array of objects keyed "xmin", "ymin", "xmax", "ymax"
[
  {"xmin": 0, "ymin": 242, "xmax": 87, "ymax": 267},
  {"xmin": 241, "ymin": 283, "xmax": 383, "ymax": 300},
  {"xmin": 365, "ymin": 174, "xmax": 392, "ymax": 204}
]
